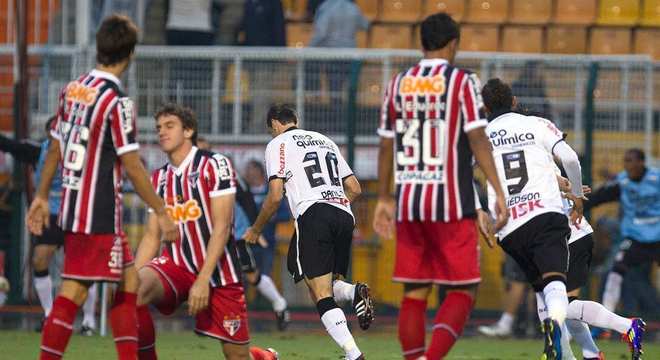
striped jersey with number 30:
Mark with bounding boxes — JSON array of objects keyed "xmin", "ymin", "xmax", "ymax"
[
  {"xmin": 51, "ymin": 69, "xmax": 139, "ymax": 234},
  {"xmin": 378, "ymin": 58, "xmax": 488, "ymax": 223}
]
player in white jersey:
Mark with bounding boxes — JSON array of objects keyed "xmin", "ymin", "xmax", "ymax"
[
  {"xmin": 480, "ymin": 79, "xmax": 585, "ymax": 360},
  {"xmin": 243, "ymin": 104, "xmax": 373, "ymax": 360}
]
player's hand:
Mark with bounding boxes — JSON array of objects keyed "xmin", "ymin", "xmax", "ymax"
[
  {"xmin": 188, "ymin": 278, "xmax": 210, "ymax": 316},
  {"xmin": 243, "ymin": 226, "xmax": 260, "ymax": 244},
  {"xmin": 26, "ymin": 196, "xmax": 50, "ymax": 236},
  {"xmin": 556, "ymin": 175, "xmax": 571, "ymax": 192},
  {"xmin": 373, "ymin": 196, "xmax": 396, "ymax": 239},
  {"xmin": 257, "ymin": 235, "xmax": 268, "ymax": 248},
  {"xmin": 157, "ymin": 213, "xmax": 178, "ymax": 242},
  {"xmin": 569, "ymin": 197, "xmax": 584, "ymax": 226},
  {"xmin": 493, "ymin": 192, "xmax": 509, "ymax": 232},
  {"xmin": 476, "ymin": 209, "xmax": 495, "ymax": 248}
]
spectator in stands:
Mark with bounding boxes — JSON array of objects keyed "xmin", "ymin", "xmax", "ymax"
[
  {"xmin": 511, "ymin": 61, "xmax": 553, "ymax": 118},
  {"xmin": 166, "ymin": 0, "xmax": 216, "ymax": 45},
  {"xmin": 307, "ymin": 0, "xmax": 369, "ymax": 105},
  {"xmin": 243, "ymin": 159, "xmax": 290, "ymax": 276},
  {"xmin": 216, "ymin": 0, "xmax": 245, "ymax": 45}
]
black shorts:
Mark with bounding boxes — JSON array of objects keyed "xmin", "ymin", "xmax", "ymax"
[
  {"xmin": 236, "ymin": 239, "xmax": 258, "ymax": 273},
  {"xmin": 614, "ymin": 238, "xmax": 660, "ymax": 271},
  {"xmin": 503, "ymin": 253, "xmax": 527, "ymax": 283},
  {"xmin": 500, "ymin": 212, "xmax": 570, "ymax": 292},
  {"xmin": 287, "ymin": 203, "xmax": 354, "ymax": 283},
  {"xmin": 566, "ymin": 234, "xmax": 594, "ymax": 292},
  {"xmin": 34, "ymin": 215, "xmax": 64, "ymax": 247}
]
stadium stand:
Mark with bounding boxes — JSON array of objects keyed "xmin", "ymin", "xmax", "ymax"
[
  {"xmin": 458, "ymin": 24, "xmax": 499, "ymax": 52},
  {"xmin": 589, "ymin": 27, "xmax": 633, "ymax": 55},
  {"xmin": 356, "ymin": 0, "xmax": 379, "ymax": 21},
  {"xmin": 546, "ymin": 26, "xmax": 588, "ymax": 54},
  {"xmin": 286, "ymin": 23, "xmax": 312, "ymax": 48},
  {"xmin": 381, "ymin": 0, "xmax": 422, "ymax": 22},
  {"xmin": 640, "ymin": 0, "xmax": 660, "ymax": 25},
  {"xmin": 509, "ymin": 0, "xmax": 552, "ymax": 24},
  {"xmin": 634, "ymin": 28, "xmax": 660, "ymax": 60},
  {"xmin": 369, "ymin": 24, "xmax": 413, "ymax": 49},
  {"xmin": 597, "ymin": 0, "xmax": 640, "ymax": 26},
  {"xmin": 501, "ymin": 26, "xmax": 544, "ymax": 53},
  {"xmin": 553, "ymin": 0, "xmax": 597, "ymax": 25},
  {"xmin": 464, "ymin": 0, "xmax": 509, "ymax": 23},
  {"xmin": 424, "ymin": 0, "xmax": 465, "ymax": 22}
]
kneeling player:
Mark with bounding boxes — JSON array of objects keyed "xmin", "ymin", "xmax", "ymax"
[{"xmin": 134, "ymin": 104, "xmax": 277, "ymax": 360}]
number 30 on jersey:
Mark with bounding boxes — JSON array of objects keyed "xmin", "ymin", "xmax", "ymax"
[{"xmin": 395, "ymin": 118, "xmax": 445, "ymax": 167}]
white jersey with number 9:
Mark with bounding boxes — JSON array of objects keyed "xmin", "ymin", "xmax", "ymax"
[{"xmin": 265, "ymin": 128, "xmax": 354, "ymax": 219}]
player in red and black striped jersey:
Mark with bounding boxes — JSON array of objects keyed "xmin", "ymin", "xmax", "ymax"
[
  {"xmin": 27, "ymin": 15, "xmax": 178, "ymax": 360},
  {"xmin": 133, "ymin": 104, "xmax": 277, "ymax": 360},
  {"xmin": 372, "ymin": 13, "xmax": 508, "ymax": 360}
]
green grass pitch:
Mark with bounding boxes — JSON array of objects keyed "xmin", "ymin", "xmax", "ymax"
[{"xmin": 1, "ymin": 329, "xmax": 658, "ymax": 359}]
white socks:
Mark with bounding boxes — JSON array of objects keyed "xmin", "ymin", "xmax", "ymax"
[
  {"xmin": 567, "ymin": 299, "xmax": 632, "ymax": 334},
  {"xmin": 536, "ymin": 292, "xmax": 574, "ymax": 360},
  {"xmin": 543, "ymin": 281, "xmax": 568, "ymax": 324},
  {"xmin": 321, "ymin": 308, "xmax": 361, "ymax": 360},
  {"xmin": 498, "ymin": 312, "xmax": 514, "ymax": 331},
  {"xmin": 332, "ymin": 280, "xmax": 356, "ymax": 304},
  {"xmin": 82, "ymin": 283, "xmax": 98, "ymax": 329},
  {"xmin": 34, "ymin": 274, "xmax": 53, "ymax": 317},
  {"xmin": 602, "ymin": 272, "xmax": 623, "ymax": 312},
  {"xmin": 256, "ymin": 274, "xmax": 287, "ymax": 312},
  {"xmin": 566, "ymin": 319, "xmax": 600, "ymax": 359}
]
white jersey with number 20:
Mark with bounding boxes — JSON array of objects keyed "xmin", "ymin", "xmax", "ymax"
[
  {"xmin": 265, "ymin": 128, "xmax": 354, "ymax": 219},
  {"xmin": 487, "ymin": 112, "xmax": 567, "ymax": 239}
]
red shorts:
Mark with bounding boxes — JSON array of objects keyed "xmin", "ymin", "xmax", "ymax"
[
  {"xmin": 393, "ymin": 218, "xmax": 480, "ymax": 285},
  {"xmin": 146, "ymin": 256, "xmax": 249, "ymax": 344},
  {"xmin": 62, "ymin": 232, "xmax": 134, "ymax": 282}
]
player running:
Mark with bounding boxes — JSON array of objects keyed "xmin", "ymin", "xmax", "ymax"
[
  {"xmin": 372, "ymin": 13, "xmax": 508, "ymax": 360},
  {"xmin": 26, "ymin": 15, "xmax": 178, "ymax": 360},
  {"xmin": 243, "ymin": 104, "xmax": 374, "ymax": 360},
  {"xmin": 480, "ymin": 78, "xmax": 584, "ymax": 360},
  {"xmin": 133, "ymin": 104, "xmax": 278, "ymax": 360}
]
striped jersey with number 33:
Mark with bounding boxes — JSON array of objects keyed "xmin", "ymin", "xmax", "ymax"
[
  {"xmin": 51, "ymin": 69, "xmax": 139, "ymax": 234},
  {"xmin": 378, "ymin": 58, "xmax": 488, "ymax": 222}
]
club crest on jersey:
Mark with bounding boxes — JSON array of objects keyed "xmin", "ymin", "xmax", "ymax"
[
  {"xmin": 223, "ymin": 315, "xmax": 241, "ymax": 336},
  {"xmin": 188, "ymin": 171, "xmax": 200, "ymax": 188},
  {"xmin": 399, "ymin": 74, "xmax": 446, "ymax": 95},
  {"xmin": 165, "ymin": 199, "xmax": 202, "ymax": 224}
]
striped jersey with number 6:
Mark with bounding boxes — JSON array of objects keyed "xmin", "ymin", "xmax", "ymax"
[
  {"xmin": 51, "ymin": 69, "xmax": 139, "ymax": 234},
  {"xmin": 378, "ymin": 58, "xmax": 488, "ymax": 222}
]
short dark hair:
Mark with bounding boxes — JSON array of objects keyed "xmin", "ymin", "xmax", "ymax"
[
  {"xmin": 247, "ymin": 159, "xmax": 265, "ymax": 177},
  {"xmin": 482, "ymin": 78, "xmax": 514, "ymax": 113},
  {"xmin": 155, "ymin": 103, "xmax": 198, "ymax": 145},
  {"xmin": 420, "ymin": 13, "xmax": 460, "ymax": 52},
  {"xmin": 96, "ymin": 14, "xmax": 138, "ymax": 66},
  {"xmin": 625, "ymin": 148, "xmax": 645, "ymax": 162},
  {"xmin": 266, "ymin": 104, "xmax": 298, "ymax": 128},
  {"xmin": 45, "ymin": 116, "xmax": 57, "ymax": 134}
]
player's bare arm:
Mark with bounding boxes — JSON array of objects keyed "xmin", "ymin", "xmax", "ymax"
[
  {"xmin": 189, "ymin": 192, "xmax": 235, "ymax": 316},
  {"xmin": 343, "ymin": 175, "xmax": 362, "ymax": 203},
  {"xmin": 121, "ymin": 151, "xmax": 178, "ymax": 242},
  {"xmin": 134, "ymin": 213, "xmax": 162, "ymax": 270},
  {"xmin": 467, "ymin": 128, "xmax": 509, "ymax": 231},
  {"xmin": 373, "ymin": 136, "xmax": 395, "ymax": 238},
  {"xmin": 244, "ymin": 178, "xmax": 284, "ymax": 244},
  {"xmin": 27, "ymin": 139, "xmax": 61, "ymax": 235}
]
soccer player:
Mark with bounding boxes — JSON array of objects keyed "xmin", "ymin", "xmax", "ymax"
[
  {"xmin": 134, "ymin": 103, "xmax": 277, "ymax": 360},
  {"xmin": 26, "ymin": 15, "xmax": 178, "ymax": 360},
  {"xmin": 372, "ymin": 13, "xmax": 508, "ymax": 360},
  {"xmin": 480, "ymin": 78, "xmax": 585, "ymax": 360},
  {"xmin": 233, "ymin": 175, "xmax": 290, "ymax": 330},
  {"xmin": 243, "ymin": 104, "xmax": 374, "ymax": 360}
]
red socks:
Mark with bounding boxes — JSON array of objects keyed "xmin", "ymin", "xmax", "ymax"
[
  {"xmin": 425, "ymin": 291, "xmax": 474, "ymax": 359},
  {"xmin": 40, "ymin": 296, "xmax": 79, "ymax": 359},
  {"xmin": 110, "ymin": 291, "xmax": 138, "ymax": 360},
  {"xmin": 399, "ymin": 297, "xmax": 427, "ymax": 360},
  {"xmin": 249, "ymin": 346, "xmax": 277, "ymax": 360},
  {"xmin": 137, "ymin": 305, "xmax": 157, "ymax": 360}
]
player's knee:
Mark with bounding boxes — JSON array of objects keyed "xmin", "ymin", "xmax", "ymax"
[
  {"xmin": 59, "ymin": 280, "xmax": 90, "ymax": 306},
  {"xmin": 32, "ymin": 254, "xmax": 49, "ymax": 271},
  {"xmin": 136, "ymin": 268, "xmax": 161, "ymax": 306},
  {"xmin": 246, "ymin": 271, "xmax": 260, "ymax": 286},
  {"xmin": 222, "ymin": 344, "xmax": 250, "ymax": 360},
  {"xmin": 403, "ymin": 283, "xmax": 431, "ymax": 299},
  {"xmin": 120, "ymin": 266, "xmax": 139, "ymax": 294},
  {"xmin": 541, "ymin": 274, "xmax": 566, "ymax": 289}
]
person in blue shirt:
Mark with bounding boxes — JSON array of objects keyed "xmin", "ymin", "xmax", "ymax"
[
  {"xmin": 235, "ymin": 168, "xmax": 290, "ymax": 331},
  {"xmin": 586, "ymin": 149, "xmax": 658, "ymax": 343},
  {"xmin": 0, "ymin": 117, "xmax": 98, "ymax": 334}
]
